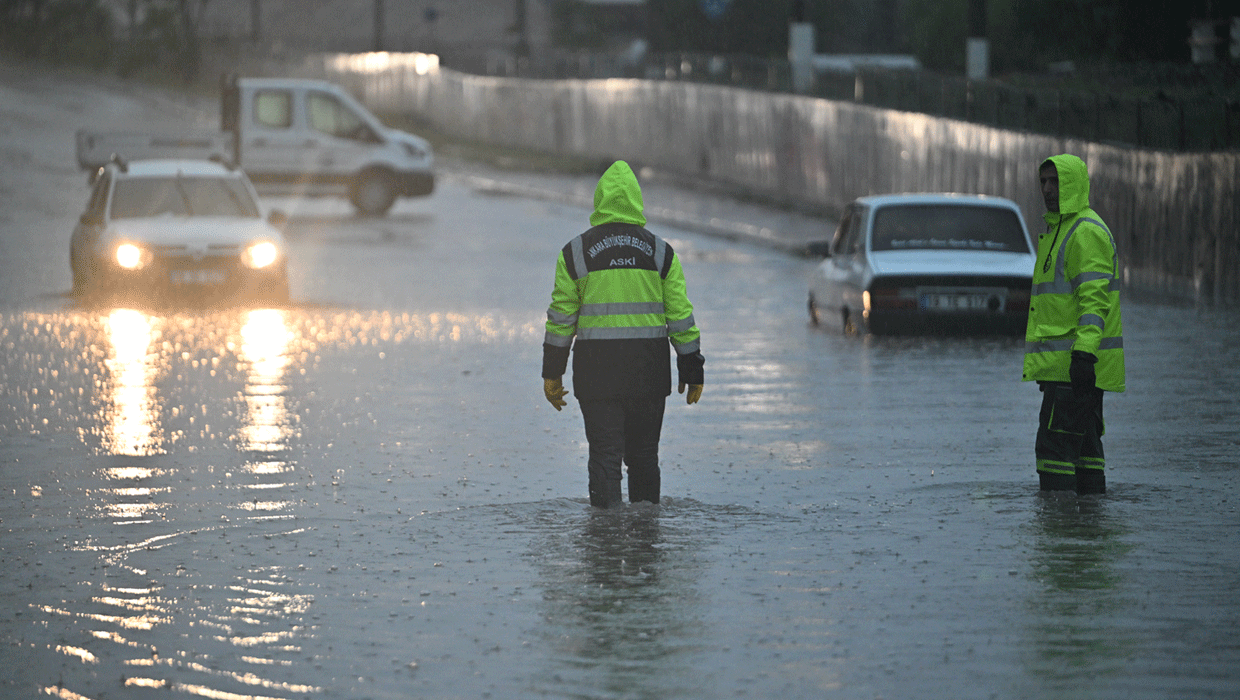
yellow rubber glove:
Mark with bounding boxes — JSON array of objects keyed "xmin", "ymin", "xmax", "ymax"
[
  {"xmin": 544, "ymin": 377, "xmax": 568, "ymax": 411},
  {"xmin": 678, "ymin": 382, "xmax": 703, "ymax": 405}
]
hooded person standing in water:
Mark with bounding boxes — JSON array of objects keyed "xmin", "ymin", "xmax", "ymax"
[
  {"xmin": 1024, "ymin": 154, "xmax": 1125, "ymax": 494},
  {"xmin": 541, "ymin": 161, "xmax": 705, "ymax": 508}
]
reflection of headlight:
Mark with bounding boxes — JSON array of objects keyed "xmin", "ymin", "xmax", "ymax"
[
  {"xmin": 244, "ymin": 242, "xmax": 280, "ymax": 269},
  {"xmin": 115, "ymin": 243, "xmax": 149, "ymax": 270}
]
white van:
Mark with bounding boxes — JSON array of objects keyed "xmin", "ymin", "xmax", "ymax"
[{"xmin": 77, "ymin": 76, "xmax": 435, "ymax": 216}]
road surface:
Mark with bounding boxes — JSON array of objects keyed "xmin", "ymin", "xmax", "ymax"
[{"xmin": 1, "ymin": 62, "xmax": 1238, "ymax": 700}]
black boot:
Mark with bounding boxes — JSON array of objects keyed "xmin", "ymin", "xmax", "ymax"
[
  {"xmin": 1039, "ymin": 471, "xmax": 1076, "ymax": 491},
  {"xmin": 1076, "ymin": 468, "xmax": 1106, "ymax": 495}
]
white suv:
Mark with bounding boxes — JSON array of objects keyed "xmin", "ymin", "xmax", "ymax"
[{"xmin": 71, "ymin": 158, "xmax": 289, "ymax": 304}]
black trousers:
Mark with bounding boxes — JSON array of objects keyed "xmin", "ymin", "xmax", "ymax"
[
  {"xmin": 1036, "ymin": 382, "xmax": 1106, "ymax": 493},
  {"xmin": 578, "ymin": 396, "xmax": 666, "ymax": 507}
]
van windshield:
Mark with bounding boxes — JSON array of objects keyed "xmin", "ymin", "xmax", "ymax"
[
  {"xmin": 111, "ymin": 177, "xmax": 260, "ymax": 219},
  {"xmin": 871, "ymin": 204, "xmax": 1030, "ymax": 253}
]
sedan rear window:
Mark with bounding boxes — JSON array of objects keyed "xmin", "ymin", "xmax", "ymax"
[
  {"xmin": 871, "ymin": 204, "xmax": 1029, "ymax": 253},
  {"xmin": 111, "ymin": 177, "xmax": 260, "ymax": 219}
]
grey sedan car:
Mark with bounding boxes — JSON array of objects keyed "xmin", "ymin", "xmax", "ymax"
[
  {"xmin": 71, "ymin": 158, "xmax": 289, "ymax": 305},
  {"xmin": 807, "ymin": 194, "xmax": 1036, "ymax": 335}
]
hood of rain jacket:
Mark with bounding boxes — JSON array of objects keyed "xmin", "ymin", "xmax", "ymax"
[
  {"xmin": 1042, "ymin": 153, "xmax": 1091, "ymax": 224},
  {"xmin": 590, "ymin": 161, "xmax": 647, "ymax": 227}
]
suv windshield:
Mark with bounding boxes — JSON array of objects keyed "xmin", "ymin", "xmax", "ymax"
[
  {"xmin": 871, "ymin": 204, "xmax": 1029, "ymax": 253},
  {"xmin": 111, "ymin": 176, "xmax": 260, "ymax": 219}
]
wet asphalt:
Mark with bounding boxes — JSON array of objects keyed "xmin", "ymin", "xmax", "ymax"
[{"xmin": 1, "ymin": 63, "xmax": 1239, "ymax": 700}]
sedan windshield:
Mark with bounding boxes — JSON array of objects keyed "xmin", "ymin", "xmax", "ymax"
[
  {"xmin": 110, "ymin": 177, "xmax": 260, "ymax": 219},
  {"xmin": 871, "ymin": 204, "xmax": 1029, "ymax": 253}
]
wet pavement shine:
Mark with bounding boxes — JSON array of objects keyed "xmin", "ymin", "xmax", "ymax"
[{"xmin": 1, "ymin": 63, "xmax": 1239, "ymax": 700}]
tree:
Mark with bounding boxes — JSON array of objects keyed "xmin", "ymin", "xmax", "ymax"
[{"xmin": 0, "ymin": 0, "xmax": 113, "ymax": 67}]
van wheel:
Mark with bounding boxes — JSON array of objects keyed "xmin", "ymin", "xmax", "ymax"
[{"xmin": 350, "ymin": 171, "xmax": 396, "ymax": 217}]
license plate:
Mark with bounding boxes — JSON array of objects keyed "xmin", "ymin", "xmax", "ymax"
[
  {"xmin": 920, "ymin": 293, "xmax": 992, "ymax": 311},
  {"xmin": 170, "ymin": 269, "xmax": 226, "ymax": 285}
]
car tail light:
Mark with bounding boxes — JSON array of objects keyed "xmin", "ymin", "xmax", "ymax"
[{"xmin": 865, "ymin": 286, "xmax": 916, "ymax": 312}]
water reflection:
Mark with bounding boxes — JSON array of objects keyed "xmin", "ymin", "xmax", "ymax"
[
  {"xmin": 238, "ymin": 309, "xmax": 293, "ymax": 455},
  {"xmin": 5, "ymin": 305, "xmax": 546, "ymax": 699},
  {"xmin": 1024, "ymin": 495, "xmax": 1135, "ymax": 684},
  {"xmin": 102, "ymin": 309, "xmax": 163, "ymax": 457},
  {"xmin": 531, "ymin": 503, "xmax": 706, "ymax": 697}
]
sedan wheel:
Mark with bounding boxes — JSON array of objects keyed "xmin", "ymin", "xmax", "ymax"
[
  {"xmin": 807, "ymin": 294, "xmax": 821, "ymax": 326},
  {"xmin": 70, "ymin": 250, "xmax": 87, "ymax": 297},
  {"xmin": 842, "ymin": 310, "xmax": 859, "ymax": 336},
  {"xmin": 269, "ymin": 273, "xmax": 290, "ymax": 304}
]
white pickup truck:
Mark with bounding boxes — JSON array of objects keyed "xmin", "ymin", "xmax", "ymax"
[{"xmin": 76, "ymin": 76, "xmax": 434, "ymax": 216}]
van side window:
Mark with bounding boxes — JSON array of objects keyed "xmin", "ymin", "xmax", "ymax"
[
  {"xmin": 254, "ymin": 90, "xmax": 293, "ymax": 128},
  {"xmin": 308, "ymin": 92, "xmax": 377, "ymax": 142}
]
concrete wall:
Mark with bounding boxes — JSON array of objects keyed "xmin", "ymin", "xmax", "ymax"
[{"xmin": 295, "ymin": 52, "xmax": 1239, "ymax": 306}]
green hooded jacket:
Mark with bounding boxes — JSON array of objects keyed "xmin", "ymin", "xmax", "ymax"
[
  {"xmin": 590, "ymin": 160, "xmax": 647, "ymax": 227},
  {"xmin": 1023, "ymin": 154, "xmax": 1125, "ymax": 392},
  {"xmin": 542, "ymin": 161, "xmax": 703, "ymax": 399}
]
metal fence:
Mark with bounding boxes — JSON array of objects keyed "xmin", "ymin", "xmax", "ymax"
[
  {"xmin": 447, "ymin": 49, "xmax": 1240, "ymax": 153},
  {"xmin": 289, "ymin": 51, "xmax": 1238, "ymax": 306}
]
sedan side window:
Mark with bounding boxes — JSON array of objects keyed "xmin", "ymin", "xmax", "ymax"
[
  {"xmin": 831, "ymin": 208, "xmax": 854, "ymax": 255},
  {"xmin": 83, "ymin": 171, "xmax": 111, "ymax": 222},
  {"xmin": 835, "ymin": 205, "xmax": 866, "ymax": 256}
]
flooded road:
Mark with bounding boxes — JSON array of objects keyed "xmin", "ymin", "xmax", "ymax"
[{"xmin": 1, "ymin": 64, "xmax": 1239, "ymax": 700}]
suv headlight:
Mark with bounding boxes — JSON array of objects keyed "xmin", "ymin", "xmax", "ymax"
[
  {"xmin": 115, "ymin": 243, "xmax": 151, "ymax": 270},
  {"xmin": 243, "ymin": 241, "xmax": 280, "ymax": 269}
]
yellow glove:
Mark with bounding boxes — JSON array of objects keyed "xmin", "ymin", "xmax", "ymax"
[
  {"xmin": 678, "ymin": 382, "xmax": 703, "ymax": 405},
  {"xmin": 544, "ymin": 377, "xmax": 568, "ymax": 411}
]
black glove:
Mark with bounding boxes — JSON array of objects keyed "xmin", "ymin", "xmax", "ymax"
[{"xmin": 1069, "ymin": 351, "xmax": 1097, "ymax": 397}]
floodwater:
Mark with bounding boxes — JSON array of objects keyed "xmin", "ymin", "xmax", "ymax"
[{"xmin": 1, "ymin": 63, "xmax": 1239, "ymax": 700}]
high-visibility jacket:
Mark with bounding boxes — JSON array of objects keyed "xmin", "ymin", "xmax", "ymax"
[
  {"xmin": 542, "ymin": 161, "xmax": 703, "ymax": 400},
  {"xmin": 1023, "ymin": 154, "xmax": 1125, "ymax": 392}
]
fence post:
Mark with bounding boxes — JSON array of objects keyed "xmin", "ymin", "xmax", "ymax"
[
  {"xmin": 1056, "ymin": 90, "xmax": 1062, "ymax": 136},
  {"xmin": 1135, "ymin": 99, "xmax": 1143, "ymax": 147},
  {"xmin": 1179, "ymin": 100, "xmax": 1186, "ymax": 150},
  {"xmin": 1094, "ymin": 91, "xmax": 1101, "ymax": 141}
]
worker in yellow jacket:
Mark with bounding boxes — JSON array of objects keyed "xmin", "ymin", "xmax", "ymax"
[
  {"xmin": 542, "ymin": 161, "xmax": 704, "ymax": 507},
  {"xmin": 1024, "ymin": 154, "xmax": 1125, "ymax": 494}
]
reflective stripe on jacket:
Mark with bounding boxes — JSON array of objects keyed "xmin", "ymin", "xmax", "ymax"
[
  {"xmin": 542, "ymin": 160, "xmax": 703, "ymax": 399},
  {"xmin": 1023, "ymin": 154, "xmax": 1125, "ymax": 392}
]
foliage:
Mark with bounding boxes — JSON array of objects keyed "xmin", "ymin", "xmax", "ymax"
[
  {"xmin": 0, "ymin": 0, "xmax": 114, "ymax": 68},
  {"xmin": 643, "ymin": 0, "xmax": 892, "ymax": 57},
  {"xmin": 636, "ymin": 0, "xmax": 1232, "ymax": 73}
]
